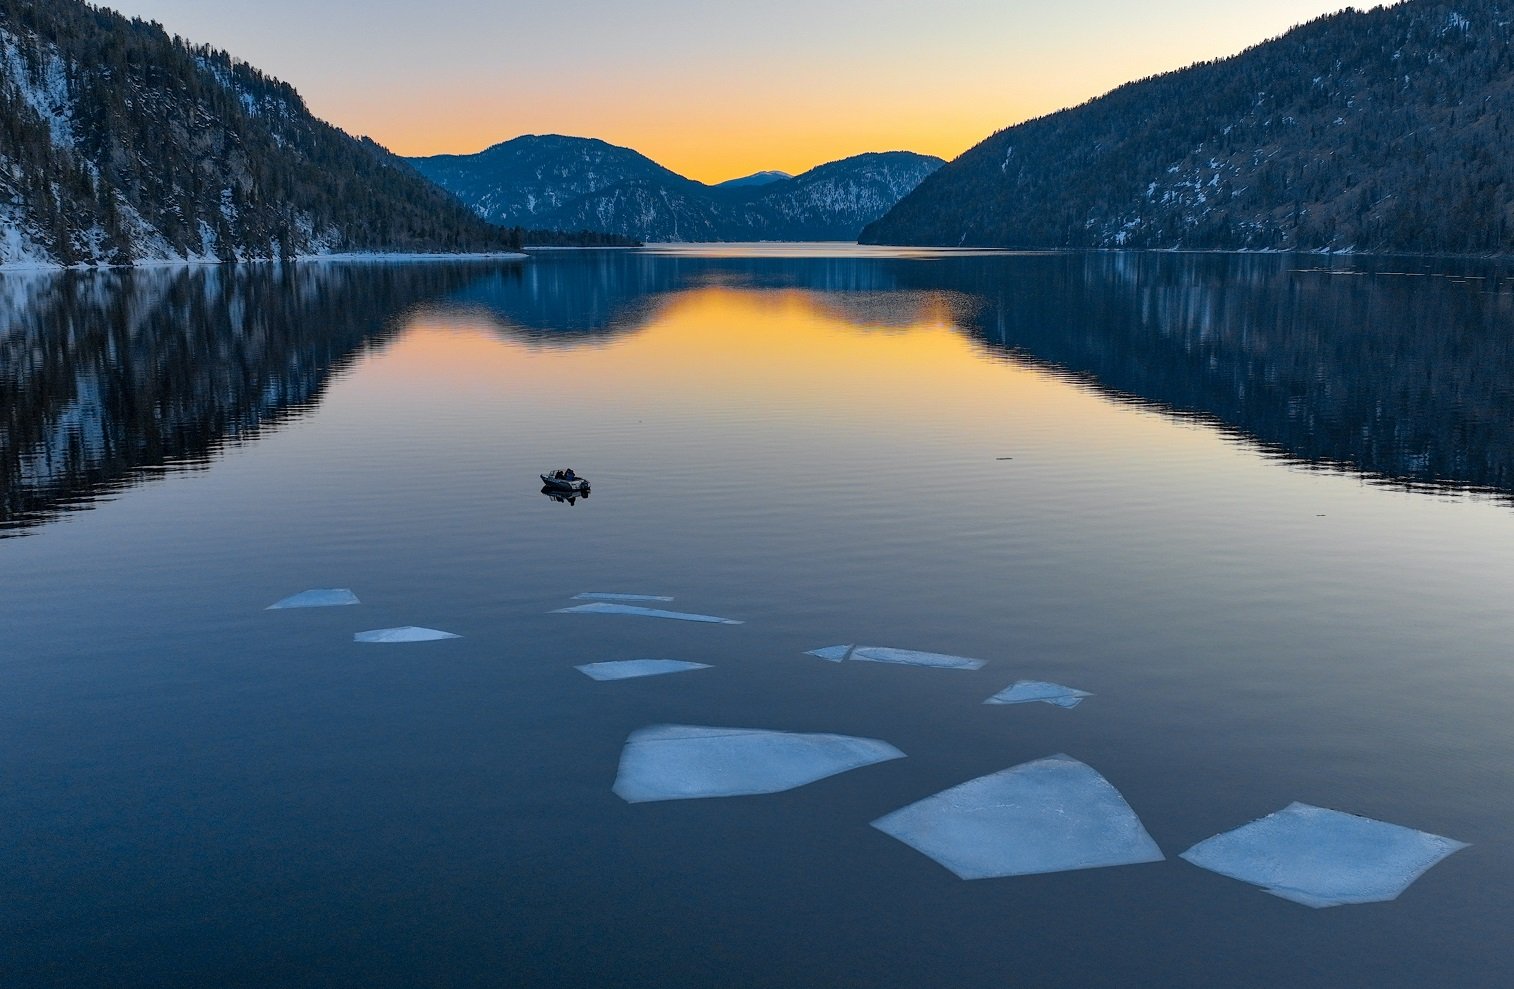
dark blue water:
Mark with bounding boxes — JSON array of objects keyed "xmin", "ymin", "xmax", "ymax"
[{"xmin": 2, "ymin": 247, "xmax": 1512, "ymax": 986}]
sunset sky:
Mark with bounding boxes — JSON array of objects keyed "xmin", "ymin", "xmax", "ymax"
[{"xmin": 102, "ymin": 0, "xmax": 1367, "ymax": 183}]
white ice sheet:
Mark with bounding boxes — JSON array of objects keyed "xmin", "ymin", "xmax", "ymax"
[
  {"xmin": 1179, "ymin": 802, "xmax": 1468, "ymax": 907},
  {"xmin": 554, "ymin": 602, "xmax": 742, "ymax": 624},
  {"xmin": 985, "ymin": 680, "xmax": 1091, "ymax": 708},
  {"xmin": 871, "ymin": 754, "xmax": 1164, "ymax": 879},
  {"xmin": 576, "ymin": 660, "xmax": 711, "ymax": 681},
  {"xmin": 353, "ymin": 627, "xmax": 461, "ymax": 643},
  {"xmin": 266, "ymin": 588, "xmax": 360, "ymax": 610},
  {"xmin": 613, "ymin": 724, "xmax": 905, "ymax": 802},
  {"xmin": 805, "ymin": 644, "xmax": 985, "ymax": 670}
]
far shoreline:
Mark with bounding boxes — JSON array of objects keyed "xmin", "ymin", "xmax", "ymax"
[{"xmin": 0, "ymin": 251, "xmax": 531, "ymax": 275}]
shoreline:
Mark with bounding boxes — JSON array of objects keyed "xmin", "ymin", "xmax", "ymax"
[
  {"xmin": 8, "ymin": 243, "xmax": 1514, "ymax": 273},
  {"xmin": 0, "ymin": 251, "xmax": 530, "ymax": 275}
]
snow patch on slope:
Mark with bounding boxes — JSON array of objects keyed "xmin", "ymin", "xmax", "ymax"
[{"xmin": 0, "ymin": 31, "xmax": 75, "ymax": 150}]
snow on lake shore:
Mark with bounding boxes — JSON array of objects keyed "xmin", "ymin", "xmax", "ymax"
[{"xmin": 0, "ymin": 251, "xmax": 528, "ymax": 273}]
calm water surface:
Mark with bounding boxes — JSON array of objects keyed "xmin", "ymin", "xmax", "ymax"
[{"xmin": 2, "ymin": 247, "xmax": 1513, "ymax": 986}]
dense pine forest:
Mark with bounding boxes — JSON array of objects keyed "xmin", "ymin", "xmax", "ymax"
[
  {"xmin": 864, "ymin": 0, "xmax": 1514, "ymax": 254},
  {"xmin": 0, "ymin": 0, "xmax": 522, "ymax": 265}
]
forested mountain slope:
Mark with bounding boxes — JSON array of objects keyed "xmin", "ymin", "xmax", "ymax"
[
  {"xmin": 863, "ymin": 0, "xmax": 1514, "ymax": 253},
  {"xmin": 0, "ymin": 0, "xmax": 516, "ymax": 266},
  {"xmin": 411, "ymin": 136, "xmax": 943, "ymax": 242}
]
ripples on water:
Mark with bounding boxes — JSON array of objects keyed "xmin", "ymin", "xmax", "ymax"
[{"xmin": 1, "ymin": 248, "xmax": 1512, "ymax": 987}]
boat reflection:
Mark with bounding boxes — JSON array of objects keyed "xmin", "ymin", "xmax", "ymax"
[{"xmin": 540, "ymin": 486, "xmax": 590, "ymax": 506}]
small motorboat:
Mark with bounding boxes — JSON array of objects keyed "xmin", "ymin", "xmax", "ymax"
[{"xmin": 541, "ymin": 468, "xmax": 590, "ymax": 493}]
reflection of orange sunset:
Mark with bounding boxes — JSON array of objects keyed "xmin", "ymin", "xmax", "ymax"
[{"xmin": 365, "ymin": 285, "xmax": 1189, "ymax": 461}]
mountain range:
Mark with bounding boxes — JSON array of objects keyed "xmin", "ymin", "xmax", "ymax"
[
  {"xmin": 5, "ymin": 0, "xmax": 1514, "ymax": 263},
  {"xmin": 864, "ymin": 0, "xmax": 1514, "ymax": 253},
  {"xmin": 0, "ymin": 0, "xmax": 518, "ymax": 267},
  {"xmin": 409, "ymin": 136, "xmax": 944, "ymax": 242}
]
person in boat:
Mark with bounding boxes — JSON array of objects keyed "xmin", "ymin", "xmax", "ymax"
[{"xmin": 565, "ymin": 469, "xmax": 576, "ymax": 480}]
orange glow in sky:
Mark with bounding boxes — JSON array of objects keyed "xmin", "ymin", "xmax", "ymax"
[{"xmin": 104, "ymin": 1, "xmax": 1373, "ymax": 183}]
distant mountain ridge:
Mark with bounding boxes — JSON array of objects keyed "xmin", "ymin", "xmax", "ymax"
[
  {"xmin": 409, "ymin": 136, "xmax": 944, "ymax": 242},
  {"xmin": 0, "ymin": 0, "xmax": 516, "ymax": 266},
  {"xmin": 863, "ymin": 0, "xmax": 1514, "ymax": 254},
  {"xmin": 714, "ymin": 170, "xmax": 792, "ymax": 189}
]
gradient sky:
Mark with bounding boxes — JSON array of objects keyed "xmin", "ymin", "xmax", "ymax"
[{"xmin": 100, "ymin": 0, "xmax": 1369, "ymax": 183}]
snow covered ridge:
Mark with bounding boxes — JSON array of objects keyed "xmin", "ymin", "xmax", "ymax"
[{"xmin": 0, "ymin": 6, "xmax": 516, "ymax": 268}]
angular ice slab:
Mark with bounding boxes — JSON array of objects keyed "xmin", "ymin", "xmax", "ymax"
[
  {"xmin": 266, "ymin": 588, "xmax": 360, "ymax": 610},
  {"xmin": 353, "ymin": 627, "xmax": 461, "ymax": 643},
  {"xmin": 985, "ymin": 680, "xmax": 1091, "ymax": 708},
  {"xmin": 554, "ymin": 602, "xmax": 742, "ymax": 625},
  {"xmin": 613, "ymin": 724, "xmax": 905, "ymax": 803},
  {"xmin": 806, "ymin": 644, "xmax": 985, "ymax": 670},
  {"xmin": 1179, "ymin": 802, "xmax": 1468, "ymax": 908},
  {"xmin": 576, "ymin": 659, "xmax": 711, "ymax": 681},
  {"xmin": 871, "ymin": 754, "xmax": 1164, "ymax": 879},
  {"xmin": 573, "ymin": 592, "xmax": 676, "ymax": 602}
]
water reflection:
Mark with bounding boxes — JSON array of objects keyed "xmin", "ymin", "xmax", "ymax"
[
  {"xmin": 540, "ymin": 487, "xmax": 590, "ymax": 506},
  {"xmin": 0, "ymin": 262, "xmax": 505, "ymax": 535},
  {"xmin": 455, "ymin": 249, "xmax": 1514, "ymax": 501},
  {"xmin": 927, "ymin": 253, "xmax": 1514, "ymax": 500},
  {"xmin": 3, "ymin": 249, "xmax": 1511, "ymax": 537}
]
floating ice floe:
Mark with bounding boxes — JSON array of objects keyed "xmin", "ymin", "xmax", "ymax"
[
  {"xmin": 871, "ymin": 754, "xmax": 1164, "ymax": 879},
  {"xmin": 554, "ymin": 602, "xmax": 742, "ymax": 625},
  {"xmin": 613, "ymin": 724, "xmax": 905, "ymax": 803},
  {"xmin": 353, "ymin": 627, "xmax": 461, "ymax": 643},
  {"xmin": 573, "ymin": 592, "xmax": 676, "ymax": 602},
  {"xmin": 985, "ymin": 680, "xmax": 1091, "ymax": 708},
  {"xmin": 266, "ymin": 588, "xmax": 360, "ymax": 610},
  {"xmin": 577, "ymin": 659, "xmax": 712, "ymax": 681},
  {"xmin": 805, "ymin": 645, "xmax": 985, "ymax": 670},
  {"xmin": 1179, "ymin": 802, "xmax": 1468, "ymax": 908}
]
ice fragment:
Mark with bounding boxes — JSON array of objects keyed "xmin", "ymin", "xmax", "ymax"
[
  {"xmin": 576, "ymin": 659, "xmax": 711, "ymax": 681},
  {"xmin": 806, "ymin": 644, "xmax": 853, "ymax": 662},
  {"xmin": 613, "ymin": 724, "xmax": 905, "ymax": 802},
  {"xmin": 554, "ymin": 602, "xmax": 742, "ymax": 624},
  {"xmin": 353, "ymin": 627, "xmax": 461, "ymax": 643},
  {"xmin": 1179, "ymin": 802, "xmax": 1468, "ymax": 907},
  {"xmin": 266, "ymin": 588, "xmax": 360, "ymax": 610},
  {"xmin": 985, "ymin": 680, "xmax": 1091, "ymax": 708},
  {"xmin": 871, "ymin": 754, "xmax": 1164, "ymax": 879},
  {"xmin": 573, "ymin": 592, "xmax": 676, "ymax": 602},
  {"xmin": 845, "ymin": 646, "xmax": 986, "ymax": 670}
]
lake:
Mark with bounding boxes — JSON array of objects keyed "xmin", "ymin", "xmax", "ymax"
[{"xmin": 2, "ymin": 246, "xmax": 1512, "ymax": 986}]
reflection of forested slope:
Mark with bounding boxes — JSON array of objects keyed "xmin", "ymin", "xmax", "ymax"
[
  {"xmin": 449, "ymin": 253, "xmax": 682, "ymax": 340},
  {"xmin": 451, "ymin": 252, "xmax": 915, "ymax": 341},
  {"xmin": 909, "ymin": 253, "xmax": 1514, "ymax": 499},
  {"xmin": 458, "ymin": 250, "xmax": 1514, "ymax": 502},
  {"xmin": 6, "ymin": 251, "xmax": 1508, "ymax": 537},
  {"xmin": 0, "ymin": 263, "xmax": 496, "ymax": 534}
]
